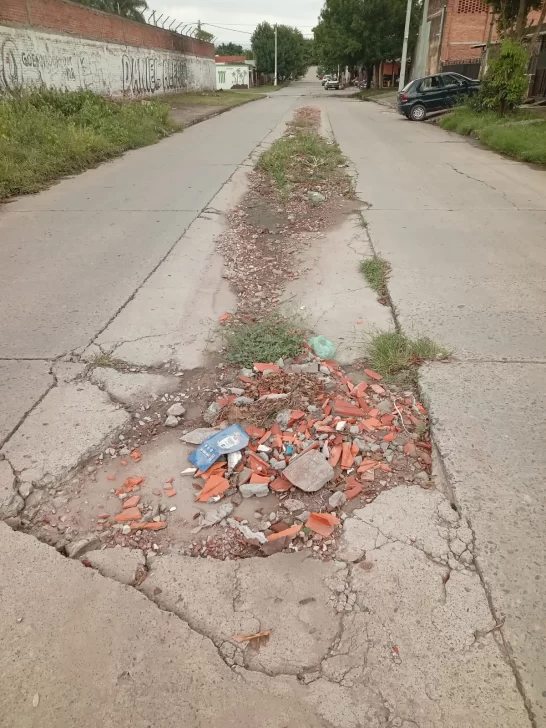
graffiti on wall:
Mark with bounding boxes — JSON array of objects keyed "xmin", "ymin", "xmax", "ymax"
[{"xmin": 0, "ymin": 27, "xmax": 215, "ymax": 96}]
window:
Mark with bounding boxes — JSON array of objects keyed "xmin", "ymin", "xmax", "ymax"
[
  {"xmin": 442, "ymin": 74, "xmax": 463, "ymax": 88},
  {"xmin": 457, "ymin": 0, "xmax": 486, "ymax": 13},
  {"xmin": 420, "ymin": 75, "xmax": 443, "ymax": 91}
]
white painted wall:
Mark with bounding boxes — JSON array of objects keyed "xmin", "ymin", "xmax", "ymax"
[
  {"xmin": 0, "ymin": 26, "xmax": 215, "ymax": 96},
  {"xmin": 216, "ymin": 64, "xmax": 249, "ymax": 90}
]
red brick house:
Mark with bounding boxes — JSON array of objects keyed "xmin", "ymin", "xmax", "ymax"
[{"xmin": 421, "ymin": 0, "xmax": 542, "ymax": 79}]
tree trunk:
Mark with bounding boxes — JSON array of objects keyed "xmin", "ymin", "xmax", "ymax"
[
  {"xmin": 366, "ymin": 65, "xmax": 373, "ymax": 88},
  {"xmin": 529, "ymin": 0, "xmax": 546, "ymax": 50},
  {"xmin": 515, "ymin": 0, "xmax": 528, "ymax": 39}
]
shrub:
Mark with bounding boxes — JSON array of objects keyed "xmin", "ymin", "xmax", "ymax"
[{"xmin": 479, "ymin": 40, "xmax": 529, "ymax": 115}]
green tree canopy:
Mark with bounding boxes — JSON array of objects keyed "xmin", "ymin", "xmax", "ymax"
[
  {"xmin": 215, "ymin": 42, "xmax": 245, "ymax": 55},
  {"xmin": 314, "ymin": 0, "xmax": 419, "ymax": 72},
  {"xmin": 251, "ymin": 22, "xmax": 308, "ymax": 78}
]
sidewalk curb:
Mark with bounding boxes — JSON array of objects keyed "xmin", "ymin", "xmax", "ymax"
[{"xmin": 177, "ymin": 95, "xmax": 268, "ymax": 130}]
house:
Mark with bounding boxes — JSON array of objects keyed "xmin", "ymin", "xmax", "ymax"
[
  {"xmin": 215, "ymin": 56, "xmax": 257, "ymax": 89},
  {"xmin": 413, "ymin": 0, "xmax": 542, "ymax": 80}
]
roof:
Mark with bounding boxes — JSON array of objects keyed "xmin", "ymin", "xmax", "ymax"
[{"xmin": 215, "ymin": 55, "xmax": 246, "ymax": 63}]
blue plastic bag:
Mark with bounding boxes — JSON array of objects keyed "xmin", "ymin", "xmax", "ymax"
[
  {"xmin": 189, "ymin": 424, "xmax": 249, "ymax": 472},
  {"xmin": 309, "ymin": 335, "xmax": 336, "ymax": 359}
]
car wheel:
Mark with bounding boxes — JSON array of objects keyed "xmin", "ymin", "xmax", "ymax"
[{"xmin": 409, "ymin": 104, "xmax": 426, "ymax": 121}]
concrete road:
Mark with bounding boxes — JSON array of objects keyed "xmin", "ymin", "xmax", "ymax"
[
  {"xmin": 0, "ymin": 93, "xmax": 305, "ymax": 444},
  {"xmin": 323, "ymin": 97, "xmax": 546, "ymax": 726}
]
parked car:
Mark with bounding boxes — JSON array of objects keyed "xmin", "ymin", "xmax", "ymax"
[
  {"xmin": 324, "ymin": 77, "xmax": 340, "ymax": 90},
  {"xmin": 397, "ymin": 72, "xmax": 480, "ymax": 121},
  {"xmin": 321, "ymin": 74, "xmax": 332, "ymax": 86}
]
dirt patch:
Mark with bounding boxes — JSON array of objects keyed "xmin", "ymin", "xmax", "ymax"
[{"xmin": 169, "ymin": 105, "xmax": 228, "ymax": 127}]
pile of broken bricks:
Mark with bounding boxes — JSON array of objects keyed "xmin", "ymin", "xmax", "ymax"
[{"xmin": 180, "ymin": 351, "xmax": 432, "ymax": 559}]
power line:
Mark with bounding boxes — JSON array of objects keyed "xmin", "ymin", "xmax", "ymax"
[{"xmin": 201, "ymin": 22, "xmax": 253, "ymax": 34}]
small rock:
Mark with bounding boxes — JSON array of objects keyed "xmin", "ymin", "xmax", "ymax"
[
  {"xmin": 122, "ymin": 524, "xmax": 131, "ymax": 535},
  {"xmin": 308, "ymin": 191, "xmax": 325, "ymax": 204},
  {"xmin": 240, "ymin": 482, "xmax": 270, "ymax": 498},
  {"xmin": 275, "ymin": 410, "xmax": 291, "ymax": 429},
  {"xmin": 235, "ymin": 396, "xmax": 255, "ymax": 406},
  {"xmin": 335, "ymin": 421, "xmax": 346, "ymax": 432},
  {"xmin": 329, "ymin": 491, "xmax": 347, "ymax": 509},
  {"xmin": 354, "ymin": 439, "xmax": 366, "ymax": 452},
  {"xmin": 65, "ymin": 535, "xmax": 101, "ymax": 559},
  {"xmin": 414, "ymin": 471, "xmax": 430, "ymax": 486},
  {"xmin": 240, "ymin": 368, "xmax": 254, "ymax": 378},
  {"xmin": 180, "ymin": 428, "xmax": 220, "ymax": 445},
  {"xmin": 203, "ymin": 402, "xmax": 221, "ymax": 425},
  {"xmin": 283, "ymin": 498, "xmax": 305, "ymax": 513},
  {"xmin": 290, "ymin": 362, "xmax": 319, "ymax": 374},
  {"xmin": 283, "ymin": 450, "xmax": 334, "ymax": 493},
  {"xmin": 237, "ymin": 467, "xmax": 252, "ymax": 486},
  {"xmin": 164, "ymin": 415, "xmax": 179, "ymax": 427},
  {"xmin": 229, "ymin": 387, "xmax": 245, "ymax": 396},
  {"xmin": 270, "ymin": 458, "xmax": 287, "ymax": 470},
  {"xmin": 319, "ymin": 366, "xmax": 330, "ymax": 375},
  {"xmin": 167, "ymin": 403, "xmax": 186, "ymax": 417}
]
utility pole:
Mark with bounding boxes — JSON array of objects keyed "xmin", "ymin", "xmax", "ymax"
[
  {"xmin": 398, "ymin": 0, "xmax": 412, "ymax": 91},
  {"xmin": 274, "ymin": 24, "xmax": 278, "ymax": 86}
]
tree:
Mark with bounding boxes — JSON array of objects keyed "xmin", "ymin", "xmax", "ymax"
[
  {"xmin": 215, "ymin": 42, "xmax": 244, "ymax": 55},
  {"xmin": 313, "ymin": 0, "xmax": 419, "ymax": 82},
  {"xmin": 75, "ymin": 0, "xmax": 148, "ymax": 22},
  {"xmin": 486, "ymin": 0, "xmax": 542, "ymax": 37},
  {"xmin": 195, "ymin": 21, "xmax": 214, "ymax": 42},
  {"xmin": 251, "ymin": 22, "xmax": 308, "ymax": 79}
]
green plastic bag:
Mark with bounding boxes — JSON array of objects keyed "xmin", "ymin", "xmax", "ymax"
[{"xmin": 309, "ymin": 336, "xmax": 336, "ymax": 359}]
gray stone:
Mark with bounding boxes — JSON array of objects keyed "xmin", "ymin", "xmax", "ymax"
[
  {"xmin": 414, "ymin": 471, "xmax": 430, "ymax": 486},
  {"xmin": 229, "ymin": 388, "xmax": 245, "ymax": 396},
  {"xmin": 180, "ymin": 428, "xmax": 221, "ymax": 445},
  {"xmin": 275, "ymin": 410, "xmax": 291, "ymax": 429},
  {"xmin": 234, "ymin": 397, "xmax": 254, "ymax": 406},
  {"xmin": 240, "ymin": 368, "xmax": 254, "ymax": 378},
  {"xmin": 354, "ymin": 438, "xmax": 367, "ymax": 452},
  {"xmin": 236, "ymin": 468, "xmax": 252, "ymax": 486},
  {"xmin": 283, "ymin": 498, "xmax": 305, "ymax": 513},
  {"xmin": 164, "ymin": 415, "xmax": 179, "ymax": 427},
  {"xmin": 270, "ymin": 458, "xmax": 287, "ymax": 471},
  {"xmin": 349, "ymin": 425, "xmax": 359, "ymax": 435},
  {"xmin": 328, "ymin": 491, "xmax": 347, "ymax": 509},
  {"xmin": 290, "ymin": 362, "xmax": 319, "ymax": 374},
  {"xmin": 283, "ymin": 450, "xmax": 334, "ymax": 493},
  {"xmin": 308, "ymin": 191, "xmax": 325, "ymax": 204},
  {"xmin": 203, "ymin": 402, "xmax": 220, "ymax": 425},
  {"xmin": 85, "ymin": 547, "xmax": 146, "ymax": 586},
  {"xmin": 194, "ymin": 504, "xmax": 234, "ymax": 530},
  {"xmin": 167, "ymin": 403, "xmax": 186, "ymax": 417},
  {"xmin": 377, "ymin": 399, "xmax": 392, "ymax": 415},
  {"xmin": 240, "ymin": 482, "xmax": 270, "ymax": 498},
  {"xmin": 66, "ymin": 535, "xmax": 101, "ymax": 559},
  {"xmin": 2, "ymin": 382, "xmax": 130, "ymax": 488},
  {"xmin": 90, "ymin": 368, "xmax": 179, "ymax": 407}
]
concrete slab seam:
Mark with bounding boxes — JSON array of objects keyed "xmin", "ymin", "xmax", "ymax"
[
  {"xmin": 422, "ymin": 408, "xmax": 538, "ymax": 728},
  {"xmin": 446, "ymin": 162, "xmax": 519, "ymax": 210}
]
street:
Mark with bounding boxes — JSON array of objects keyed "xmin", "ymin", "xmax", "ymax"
[{"xmin": 1, "ymin": 72, "xmax": 545, "ymax": 728}]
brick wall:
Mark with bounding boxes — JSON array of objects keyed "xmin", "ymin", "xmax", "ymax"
[
  {"xmin": 0, "ymin": 0, "xmax": 214, "ymax": 57},
  {"xmin": 0, "ymin": 0, "xmax": 215, "ymax": 95}
]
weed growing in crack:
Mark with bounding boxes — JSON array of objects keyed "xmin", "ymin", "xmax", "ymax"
[
  {"xmin": 223, "ymin": 315, "xmax": 304, "ymax": 367},
  {"xmin": 258, "ymin": 126, "xmax": 347, "ymax": 196},
  {"xmin": 360, "ymin": 256, "xmax": 390, "ymax": 300},
  {"xmin": 89, "ymin": 352, "xmax": 127, "ymax": 370},
  {"xmin": 366, "ymin": 330, "xmax": 451, "ymax": 378},
  {"xmin": 359, "ymin": 215, "xmax": 369, "ymax": 229}
]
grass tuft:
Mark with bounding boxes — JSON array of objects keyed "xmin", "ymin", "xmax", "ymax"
[
  {"xmin": 440, "ymin": 107, "xmax": 546, "ymax": 164},
  {"xmin": 90, "ymin": 353, "xmax": 127, "ymax": 370},
  {"xmin": 360, "ymin": 256, "xmax": 390, "ymax": 299},
  {"xmin": 223, "ymin": 315, "xmax": 304, "ymax": 367},
  {"xmin": 258, "ymin": 122, "xmax": 346, "ymax": 196},
  {"xmin": 0, "ymin": 89, "xmax": 177, "ymax": 200},
  {"xmin": 366, "ymin": 331, "xmax": 450, "ymax": 377}
]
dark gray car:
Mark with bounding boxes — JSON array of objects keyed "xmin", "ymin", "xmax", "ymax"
[{"xmin": 397, "ymin": 72, "xmax": 480, "ymax": 121}]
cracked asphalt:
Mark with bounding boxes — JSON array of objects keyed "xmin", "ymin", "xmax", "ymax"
[{"xmin": 1, "ymin": 72, "xmax": 546, "ymax": 727}]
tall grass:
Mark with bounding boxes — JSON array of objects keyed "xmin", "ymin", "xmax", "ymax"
[
  {"xmin": 440, "ymin": 107, "xmax": 546, "ymax": 164},
  {"xmin": 0, "ymin": 89, "xmax": 178, "ymax": 200}
]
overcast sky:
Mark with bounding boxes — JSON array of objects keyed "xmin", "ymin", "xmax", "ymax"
[{"xmin": 149, "ymin": 0, "xmax": 322, "ymax": 45}]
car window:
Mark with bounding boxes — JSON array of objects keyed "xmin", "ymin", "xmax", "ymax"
[
  {"xmin": 420, "ymin": 76, "xmax": 443, "ymax": 91},
  {"xmin": 443, "ymin": 74, "xmax": 463, "ymax": 88},
  {"xmin": 401, "ymin": 80, "xmax": 413, "ymax": 92}
]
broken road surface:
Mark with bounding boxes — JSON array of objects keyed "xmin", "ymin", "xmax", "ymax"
[{"xmin": 1, "ymin": 71, "xmax": 545, "ymax": 728}]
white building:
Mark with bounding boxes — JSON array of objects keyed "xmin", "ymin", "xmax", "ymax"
[{"xmin": 215, "ymin": 56, "xmax": 256, "ymax": 90}]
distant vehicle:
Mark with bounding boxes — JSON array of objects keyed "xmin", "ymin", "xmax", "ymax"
[
  {"xmin": 321, "ymin": 74, "xmax": 332, "ymax": 86},
  {"xmin": 324, "ymin": 77, "xmax": 340, "ymax": 90},
  {"xmin": 397, "ymin": 72, "xmax": 480, "ymax": 121}
]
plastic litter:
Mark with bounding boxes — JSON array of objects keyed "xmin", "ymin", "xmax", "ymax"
[
  {"xmin": 309, "ymin": 336, "xmax": 336, "ymax": 359},
  {"xmin": 189, "ymin": 424, "xmax": 249, "ymax": 472}
]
